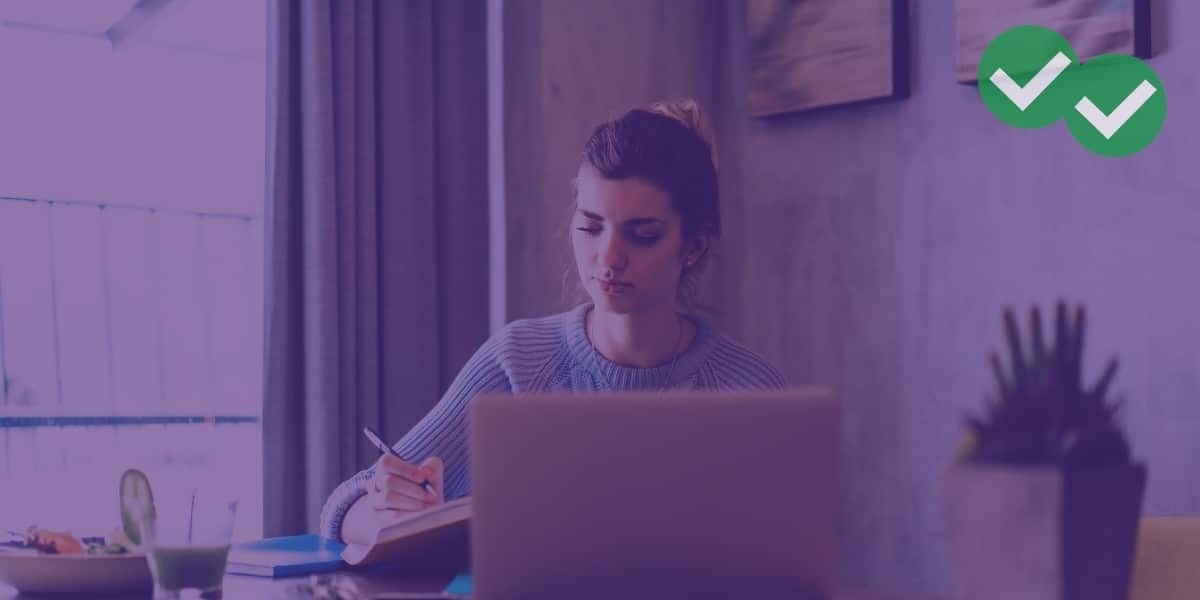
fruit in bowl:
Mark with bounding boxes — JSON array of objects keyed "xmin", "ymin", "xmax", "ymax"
[
  {"xmin": 3, "ymin": 469, "xmax": 154, "ymax": 556},
  {"xmin": 18, "ymin": 524, "xmax": 138, "ymax": 555},
  {"xmin": 0, "ymin": 469, "xmax": 158, "ymax": 594}
]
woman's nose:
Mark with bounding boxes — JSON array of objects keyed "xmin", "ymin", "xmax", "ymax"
[{"xmin": 599, "ymin": 233, "xmax": 627, "ymax": 270}]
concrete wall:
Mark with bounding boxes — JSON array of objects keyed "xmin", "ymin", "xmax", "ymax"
[
  {"xmin": 501, "ymin": 0, "xmax": 730, "ymax": 321},
  {"xmin": 724, "ymin": 0, "xmax": 1200, "ymax": 593},
  {"xmin": 504, "ymin": 0, "xmax": 1200, "ymax": 593}
]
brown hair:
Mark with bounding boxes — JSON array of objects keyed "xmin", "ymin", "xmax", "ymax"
[{"xmin": 577, "ymin": 98, "xmax": 721, "ymax": 310}]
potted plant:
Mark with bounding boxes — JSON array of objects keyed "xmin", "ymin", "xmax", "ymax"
[{"xmin": 944, "ymin": 302, "xmax": 1146, "ymax": 600}]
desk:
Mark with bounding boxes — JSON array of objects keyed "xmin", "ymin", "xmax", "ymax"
[
  {"xmin": 223, "ymin": 574, "xmax": 936, "ymax": 600},
  {"xmin": 2, "ymin": 572, "xmax": 939, "ymax": 600},
  {"xmin": 0, "ymin": 570, "xmax": 451, "ymax": 600},
  {"xmin": 6, "ymin": 515, "xmax": 1196, "ymax": 599}
]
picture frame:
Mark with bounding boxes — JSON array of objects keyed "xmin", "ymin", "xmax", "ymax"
[
  {"xmin": 955, "ymin": 0, "xmax": 1152, "ymax": 83},
  {"xmin": 747, "ymin": 0, "xmax": 909, "ymax": 117}
]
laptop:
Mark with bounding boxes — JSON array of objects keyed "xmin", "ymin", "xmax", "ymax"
[{"xmin": 468, "ymin": 388, "xmax": 839, "ymax": 600}]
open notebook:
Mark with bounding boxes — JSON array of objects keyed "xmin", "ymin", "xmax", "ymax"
[{"xmin": 340, "ymin": 496, "xmax": 472, "ymax": 566}]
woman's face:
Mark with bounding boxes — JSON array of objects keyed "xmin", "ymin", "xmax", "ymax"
[{"xmin": 571, "ymin": 164, "xmax": 689, "ymax": 315}]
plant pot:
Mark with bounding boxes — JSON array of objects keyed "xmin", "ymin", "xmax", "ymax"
[{"xmin": 943, "ymin": 462, "xmax": 1147, "ymax": 600}]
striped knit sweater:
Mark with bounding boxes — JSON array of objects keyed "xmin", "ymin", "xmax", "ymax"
[{"xmin": 318, "ymin": 303, "xmax": 786, "ymax": 541}]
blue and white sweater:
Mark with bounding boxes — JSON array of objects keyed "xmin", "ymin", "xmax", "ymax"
[{"xmin": 319, "ymin": 303, "xmax": 786, "ymax": 541}]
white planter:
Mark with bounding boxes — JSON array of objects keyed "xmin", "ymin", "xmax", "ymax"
[{"xmin": 943, "ymin": 463, "xmax": 1146, "ymax": 600}]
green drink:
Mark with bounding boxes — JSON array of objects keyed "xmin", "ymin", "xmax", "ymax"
[
  {"xmin": 148, "ymin": 545, "xmax": 231, "ymax": 593},
  {"xmin": 138, "ymin": 489, "xmax": 239, "ymax": 599}
]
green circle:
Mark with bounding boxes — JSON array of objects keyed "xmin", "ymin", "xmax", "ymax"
[
  {"xmin": 1062, "ymin": 54, "xmax": 1166, "ymax": 157},
  {"xmin": 977, "ymin": 25, "xmax": 1079, "ymax": 128}
]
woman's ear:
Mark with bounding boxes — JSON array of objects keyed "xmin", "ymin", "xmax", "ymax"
[{"xmin": 684, "ymin": 235, "xmax": 710, "ymax": 267}]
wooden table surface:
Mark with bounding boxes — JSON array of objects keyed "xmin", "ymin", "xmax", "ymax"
[
  {"xmin": 3, "ymin": 570, "xmax": 942, "ymax": 599},
  {"xmin": 13, "ymin": 516, "xmax": 1197, "ymax": 598}
]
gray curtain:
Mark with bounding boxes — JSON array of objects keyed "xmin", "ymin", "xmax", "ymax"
[{"xmin": 264, "ymin": 0, "xmax": 488, "ymax": 536}]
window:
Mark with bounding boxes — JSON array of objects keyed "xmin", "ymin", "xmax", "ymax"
[{"xmin": 0, "ymin": 1, "xmax": 265, "ymax": 542}]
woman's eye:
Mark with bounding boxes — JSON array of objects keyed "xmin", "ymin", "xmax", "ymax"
[
  {"xmin": 575, "ymin": 226, "xmax": 601, "ymax": 234},
  {"xmin": 631, "ymin": 229, "xmax": 661, "ymax": 243}
]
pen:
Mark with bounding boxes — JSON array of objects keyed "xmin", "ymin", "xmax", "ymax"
[{"xmin": 362, "ymin": 426, "xmax": 437, "ymax": 496}]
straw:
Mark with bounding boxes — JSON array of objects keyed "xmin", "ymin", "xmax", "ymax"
[{"xmin": 187, "ymin": 488, "xmax": 197, "ymax": 543}]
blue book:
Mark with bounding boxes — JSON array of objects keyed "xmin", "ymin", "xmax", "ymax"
[
  {"xmin": 226, "ymin": 534, "xmax": 347, "ymax": 578},
  {"xmin": 444, "ymin": 572, "xmax": 472, "ymax": 596}
]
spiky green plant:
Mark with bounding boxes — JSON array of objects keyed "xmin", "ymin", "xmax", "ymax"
[{"xmin": 959, "ymin": 302, "xmax": 1130, "ymax": 468}]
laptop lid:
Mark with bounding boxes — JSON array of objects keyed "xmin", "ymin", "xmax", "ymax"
[{"xmin": 469, "ymin": 388, "xmax": 839, "ymax": 600}]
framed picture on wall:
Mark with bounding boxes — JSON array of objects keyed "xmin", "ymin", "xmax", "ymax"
[
  {"xmin": 747, "ymin": 0, "xmax": 909, "ymax": 117},
  {"xmin": 955, "ymin": 0, "xmax": 1152, "ymax": 83}
]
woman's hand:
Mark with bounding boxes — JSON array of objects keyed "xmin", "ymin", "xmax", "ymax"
[
  {"xmin": 367, "ymin": 454, "xmax": 444, "ymax": 516},
  {"xmin": 341, "ymin": 455, "xmax": 444, "ymax": 544}
]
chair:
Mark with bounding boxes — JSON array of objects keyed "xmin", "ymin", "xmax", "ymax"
[{"xmin": 1131, "ymin": 517, "xmax": 1200, "ymax": 600}]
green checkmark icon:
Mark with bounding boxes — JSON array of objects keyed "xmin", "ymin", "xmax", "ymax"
[
  {"xmin": 977, "ymin": 24, "xmax": 1168, "ymax": 156},
  {"xmin": 1063, "ymin": 54, "xmax": 1167, "ymax": 157},
  {"xmin": 978, "ymin": 25, "xmax": 1079, "ymax": 129}
]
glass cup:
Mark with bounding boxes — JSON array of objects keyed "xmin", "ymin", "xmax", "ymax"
[{"xmin": 140, "ymin": 490, "xmax": 239, "ymax": 600}]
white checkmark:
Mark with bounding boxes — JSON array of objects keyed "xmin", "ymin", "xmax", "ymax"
[
  {"xmin": 1074, "ymin": 80, "xmax": 1157, "ymax": 139},
  {"xmin": 990, "ymin": 51, "xmax": 1072, "ymax": 111}
]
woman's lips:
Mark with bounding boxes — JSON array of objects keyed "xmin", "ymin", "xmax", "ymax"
[{"xmin": 598, "ymin": 279, "xmax": 633, "ymax": 294}]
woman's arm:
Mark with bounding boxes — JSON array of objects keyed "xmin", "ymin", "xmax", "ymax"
[{"xmin": 318, "ymin": 337, "xmax": 512, "ymax": 542}]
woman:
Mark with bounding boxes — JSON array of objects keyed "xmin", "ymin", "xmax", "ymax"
[{"xmin": 321, "ymin": 99, "xmax": 785, "ymax": 544}]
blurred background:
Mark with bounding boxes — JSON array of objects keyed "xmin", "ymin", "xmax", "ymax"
[
  {"xmin": 1, "ymin": 0, "xmax": 1198, "ymax": 595},
  {"xmin": 0, "ymin": 0, "xmax": 265, "ymax": 542}
]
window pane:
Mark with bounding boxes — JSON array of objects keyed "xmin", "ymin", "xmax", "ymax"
[
  {"xmin": 106, "ymin": 208, "xmax": 164, "ymax": 412},
  {"xmin": 0, "ymin": 202, "xmax": 59, "ymax": 407},
  {"xmin": 0, "ymin": 0, "xmax": 265, "ymax": 544}
]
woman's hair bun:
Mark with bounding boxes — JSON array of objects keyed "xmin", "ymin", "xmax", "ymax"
[{"xmin": 646, "ymin": 98, "xmax": 717, "ymax": 171}]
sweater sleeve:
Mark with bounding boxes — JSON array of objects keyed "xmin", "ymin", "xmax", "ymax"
[{"xmin": 318, "ymin": 336, "xmax": 513, "ymax": 541}]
